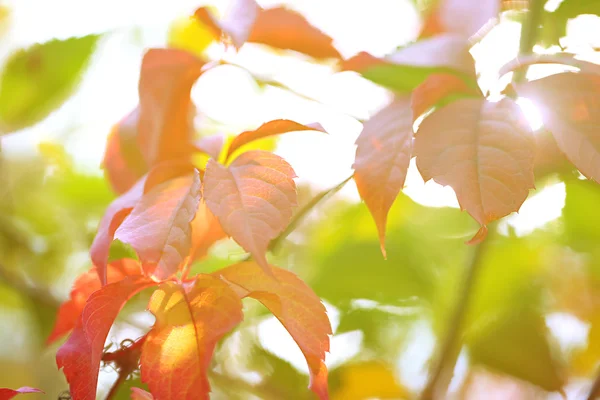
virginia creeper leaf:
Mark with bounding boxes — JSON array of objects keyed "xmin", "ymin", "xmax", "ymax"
[
  {"xmin": 115, "ymin": 171, "xmax": 201, "ymax": 281},
  {"xmin": 137, "ymin": 49, "xmax": 204, "ymax": 166},
  {"xmin": 140, "ymin": 276, "xmax": 243, "ymax": 400},
  {"xmin": 353, "ymin": 97, "xmax": 414, "ymax": 257},
  {"xmin": 203, "ymin": 151, "xmax": 297, "ymax": 273},
  {"xmin": 56, "ymin": 276, "xmax": 156, "ymax": 400},
  {"xmin": 515, "ymin": 73, "xmax": 600, "ymax": 182},
  {"xmin": 0, "ymin": 35, "xmax": 98, "ymax": 133},
  {"xmin": 131, "ymin": 388, "xmax": 154, "ymax": 400},
  {"xmin": 215, "ymin": 261, "xmax": 331, "ymax": 400},
  {"xmin": 190, "ymin": 202, "xmax": 227, "ymax": 262},
  {"xmin": 0, "ymin": 387, "xmax": 43, "ymax": 400},
  {"xmin": 47, "ymin": 259, "xmax": 142, "ymax": 344},
  {"xmin": 226, "ymin": 119, "xmax": 326, "ymax": 161},
  {"xmin": 411, "ymin": 73, "xmax": 482, "ymax": 120},
  {"xmin": 420, "ymin": 0, "xmax": 499, "ymax": 39},
  {"xmin": 415, "ymin": 98, "xmax": 535, "ymax": 243},
  {"xmin": 91, "ymin": 162, "xmax": 196, "ymax": 284}
]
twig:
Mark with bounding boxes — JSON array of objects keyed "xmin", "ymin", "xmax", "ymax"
[
  {"xmin": 513, "ymin": 0, "xmax": 545, "ymax": 82},
  {"xmin": 105, "ymin": 371, "xmax": 128, "ymax": 400},
  {"xmin": 499, "ymin": 54, "xmax": 600, "ymax": 78},
  {"xmin": 419, "ymin": 236, "xmax": 490, "ymax": 400}
]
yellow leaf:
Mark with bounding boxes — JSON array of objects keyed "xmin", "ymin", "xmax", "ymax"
[{"xmin": 167, "ymin": 15, "xmax": 218, "ymax": 56}]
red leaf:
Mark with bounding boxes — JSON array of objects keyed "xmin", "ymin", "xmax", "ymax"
[
  {"xmin": 203, "ymin": 151, "xmax": 297, "ymax": 273},
  {"xmin": 131, "ymin": 388, "xmax": 154, "ymax": 400},
  {"xmin": 515, "ymin": 73, "xmax": 600, "ymax": 182},
  {"xmin": 140, "ymin": 276, "xmax": 243, "ymax": 400},
  {"xmin": 115, "ymin": 171, "xmax": 201, "ymax": 281},
  {"xmin": 190, "ymin": 202, "xmax": 227, "ymax": 262},
  {"xmin": 414, "ymin": 98, "xmax": 535, "ymax": 242},
  {"xmin": 47, "ymin": 259, "xmax": 142, "ymax": 345},
  {"xmin": 420, "ymin": 0, "xmax": 499, "ymax": 39},
  {"xmin": 353, "ymin": 97, "xmax": 414, "ymax": 257},
  {"xmin": 56, "ymin": 276, "xmax": 156, "ymax": 400},
  {"xmin": 411, "ymin": 73, "xmax": 482, "ymax": 120},
  {"xmin": 215, "ymin": 261, "xmax": 331, "ymax": 400},
  {"xmin": 249, "ymin": 7, "xmax": 341, "ymax": 59},
  {"xmin": 138, "ymin": 49, "xmax": 204, "ymax": 167},
  {"xmin": 103, "ymin": 108, "xmax": 146, "ymax": 194},
  {"xmin": 342, "ymin": 34, "xmax": 475, "ymax": 77},
  {"xmin": 0, "ymin": 387, "xmax": 43, "ymax": 400},
  {"xmin": 91, "ymin": 162, "xmax": 196, "ymax": 285},
  {"xmin": 226, "ymin": 119, "xmax": 326, "ymax": 161}
]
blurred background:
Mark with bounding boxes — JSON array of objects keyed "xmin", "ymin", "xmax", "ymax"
[{"xmin": 1, "ymin": 0, "xmax": 600, "ymax": 399}]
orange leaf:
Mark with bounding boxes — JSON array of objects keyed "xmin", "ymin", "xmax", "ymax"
[
  {"xmin": 342, "ymin": 34, "xmax": 475, "ymax": 77},
  {"xmin": 47, "ymin": 259, "xmax": 142, "ymax": 345},
  {"xmin": 249, "ymin": 7, "xmax": 341, "ymax": 59},
  {"xmin": 414, "ymin": 98, "xmax": 535, "ymax": 242},
  {"xmin": 131, "ymin": 388, "xmax": 154, "ymax": 400},
  {"xmin": 215, "ymin": 261, "xmax": 331, "ymax": 399},
  {"xmin": 138, "ymin": 49, "xmax": 204, "ymax": 167},
  {"xmin": 226, "ymin": 119, "xmax": 326, "ymax": 161},
  {"xmin": 515, "ymin": 73, "xmax": 600, "ymax": 182},
  {"xmin": 103, "ymin": 108, "xmax": 147, "ymax": 194},
  {"xmin": 190, "ymin": 201, "xmax": 227, "ymax": 262},
  {"xmin": 419, "ymin": 0, "xmax": 499, "ymax": 39},
  {"xmin": 56, "ymin": 276, "xmax": 156, "ymax": 400},
  {"xmin": 203, "ymin": 151, "xmax": 297, "ymax": 273},
  {"xmin": 140, "ymin": 276, "xmax": 243, "ymax": 400},
  {"xmin": 195, "ymin": 0, "xmax": 259, "ymax": 49},
  {"xmin": 91, "ymin": 162, "xmax": 196, "ymax": 285},
  {"xmin": 353, "ymin": 97, "xmax": 414, "ymax": 257},
  {"xmin": 115, "ymin": 171, "xmax": 201, "ymax": 281},
  {"xmin": 0, "ymin": 387, "xmax": 43, "ymax": 400},
  {"xmin": 411, "ymin": 73, "xmax": 482, "ymax": 120}
]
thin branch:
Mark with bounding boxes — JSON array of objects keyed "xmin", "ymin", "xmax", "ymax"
[
  {"xmin": 419, "ymin": 236, "xmax": 490, "ymax": 400},
  {"xmin": 105, "ymin": 371, "xmax": 128, "ymax": 400},
  {"xmin": 513, "ymin": 0, "xmax": 546, "ymax": 82},
  {"xmin": 499, "ymin": 53, "xmax": 600, "ymax": 78}
]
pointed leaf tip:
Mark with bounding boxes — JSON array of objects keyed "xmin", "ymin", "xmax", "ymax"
[{"xmin": 466, "ymin": 225, "xmax": 488, "ymax": 245}]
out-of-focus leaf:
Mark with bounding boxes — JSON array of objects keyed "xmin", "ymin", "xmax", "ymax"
[
  {"xmin": 341, "ymin": 35, "xmax": 476, "ymax": 93},
  {"xmin": 56, "ymin": 276, "xmax": 156, "ymax": 400},
  {"xmin": 204, "ymin": 151, "xmax": 297, "ymax": 273},
  {"xmin": 47, "ymin": 259, "xmax": 142, "ymax": 344},
  {"xmin": 419, "ymin": 0, "xmax": 499, "ymax": 39},
  {"xmin": 331, "ymin": 361, "xmax": 408, "ymax": 400},
  {"xmin": 168, "ymin": 15, "xmax": 218, "ymax": 56},
  {"xmin": 195, "ymin": 0, "xmax": 259, "ymax": 49},
  {"xmin": 215, "ymin": 261, "xmax": 331, "ymax": 400},
  {"xmin": 539, "ymin": 0, "xmax": 600, "ymax": 47},
  {"xmin": 572, "ymin": 312, "xmax": 600, "ymax": 376},
  {"xmin": 141, "ymin": 276, "xmax": 243, "ymax": 400},
  {"xmin": 194, "ymin": 134, "xmax": 224, "ymax": 161},
  {"xmin": 415, "ymin": 98, "xmax": 535, "ymax": 243},
  {"xmin": 0, "ymin": 35, "xmax": 98, "ymax": 133},
  {"xmin": 516, "ymin": 73, "xmax": 600, "ymax": 182},
  {"xmin": 115, "ymin": 172, "xmax": 201, "ymax": 281},
  {"xmin": 0, "ymin": 387, "xmax": 43, "ymax": 400},
  {"xmin": 533, "ymin": 130, "xmax": 574, "ymax": 179},
  {"xmin": 131, "ymin": 388, "xmax": 154, "ymax": 400},
  {"xmin": 459, "ymin": 368, "xmax": 546, "ymax": 400},
  {"xmin": 353, "ymin": 97, "xmax": 413, "ymax": 257},
  {"xmin": 225, "ymin": 120, "xmax": 325, "ymax": 162}
]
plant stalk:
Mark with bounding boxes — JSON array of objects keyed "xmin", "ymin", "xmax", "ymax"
[{"xmin": 514, "ymin": 0, "xmax": 546, "ymax": 82}]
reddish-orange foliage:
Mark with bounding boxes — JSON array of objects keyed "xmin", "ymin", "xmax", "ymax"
[
  {"xmin": 0, "ymin": 388, "xmax": 43, "ymax": 400},
  {"xmin": 225, "ymin": 119, "xmax": 326, "ymax": 161},
  {"xmin": 419, "ymin": 0, "xmax": 499, "ymax": 39},
  {"xmin": 130, "ymin": 388, "xmax": 154, "ymax": 400},
  {"xmin": 189, "ymin": 202, "xmax": 227, "ymax": 262},
  {"xmin": 215, "ymin": 261, "xmax": 332, "ymax": 400},
  {"xmin": 414, "ymin": 98, "xmax": 535, "ymax": 243},
  {"xmin": 141, "ymin": 277, "xmax": 243, "ymax": 400},
  {"xmin": 203, "ymin": 150, "xmax": 297, "ymax": 273},
  {"xmin": 353, "ymin": 97, "xmax": 414, "ymax": 257}
]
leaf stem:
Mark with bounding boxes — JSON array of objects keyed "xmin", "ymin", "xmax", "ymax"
[
  {"xmin": 105, "ymin": 370, "xmax": 128, "ymax": 400},
  {"xmin": 419, "ymin": 235, "xmax": 490, "ymax": 400},
  {"xmin": 513, "ymin": 0, "xmax": 546, "ymax": 82}
]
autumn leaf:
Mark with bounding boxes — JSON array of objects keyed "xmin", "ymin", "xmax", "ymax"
[
  {"xmin": 140, "ymin": 276, "xmax": 243, "ymax": 400},
  {"xmin": 190, "ymin": 202, "xmax": 227, "ymax": 262},
  {"xmin": 225, "ymin": 119, "xmax": 326, "ymax": 161},
  {"xmin": 411, "ymin": 73, "xmax": 482, "ymax": 120},
  {"xmin": 91, "ymin": 162, "xmax": 197, "ymax": 285},
  {"xmin": 56, "ymin": 276, "xmax": 156, "ymax": 400},
  {"xmin": 341, "ymin": 35, "xmax": 476, "ymax": 93},
  {"xmin": 414, "ymin": 98, "xmax": 535, "ymax": 243},
  {"xmin": 515, "ymin": 73, "xmax": 600, "ymax": 182},
  {"xmin": 0, "ymin": 387, "xmax": 43, "ymax": 400},
  {"xmin": 195, "ymin": 0, "xmax": 259, "ymax": 48},
  {"xmin": 419, "ymin": 0, "xmax": 499, "ymax": 39},
  {"xmin": 115, "ymin": 171, "xmax": 201, "ymax": 281},
  {"xmin": 203, "ymin": 151, "xmax": 297, "ymax": 273},
  {"xmin": 131, "ymin": 388, "xmax": 154, "ymax": 400},
  {"xmin": 353, "ymin": 97, "xmax": 414, "ymax": 257},
  {"xmin": 47, "ymin": 259, "xmax": 142, "ymax": 344},
  {"xmin": 215, "ymin": 261, "xmax": 331, "ymax": 400},
  {"xmin": 103, "ymin": 108, "xmax": 147, "ymax": 194}
]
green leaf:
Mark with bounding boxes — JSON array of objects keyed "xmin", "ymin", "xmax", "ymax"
[
  {"xmin": 539, "ymin": 0, "xmax": 600, "ymax": 47},
  {"xmin": 0, "ymin": 35, "xmax": 99, "ymax": 133}
]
